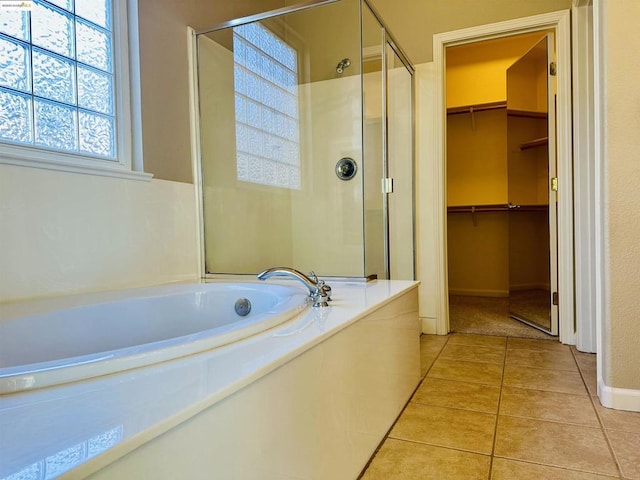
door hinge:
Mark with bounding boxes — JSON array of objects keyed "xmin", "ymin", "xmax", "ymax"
[
  {"xmin": 553, "ymin": 292, "xmax": 559, "ymax": 306},
  {"xmin": 551, "ymin": 177, "xmax": 558, "ymax": 191},
  {"xmin": 550, "ymin": 62, "xmax": 557, "ymax": 76},
  {"xmin": 382, "ymin": 177, "xmax": 394, "ymax": 194}
]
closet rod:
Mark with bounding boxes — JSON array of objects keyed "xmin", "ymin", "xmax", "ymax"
[
  {"xmin": 446, "ymin": 101, "xmax": 507, "ymax": 116},
  {"xmin": 447, "ymin": 204, "xmax": 549, "ymax": 214},
  {"xmin": 447, "ymin": 204, "xmax": 510, "ymax": 213}
]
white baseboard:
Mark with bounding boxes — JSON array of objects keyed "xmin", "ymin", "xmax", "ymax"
[
  {"xmin": 421, "ymin": 317, "xmax": 438, "ymax": 334},
  {"xmin": 509, "ymin": 283, "xmax": 551, "ymax": 291},
  {"xmin": 598, "ymin": 380, "xmax": 640, "ymax": 412},
  {"xmin": 448, "ymin": 289, "xmax": 509, "ymax": 297}
]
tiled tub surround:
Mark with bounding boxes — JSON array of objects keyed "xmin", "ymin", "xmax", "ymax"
[
  {"xmin": 362, "ymin": 334, "xmax": 640, "ymax": 480},
  {"xmin": 0, "ymin": 165, "xmax": 199, "ymax": 303},
  {"xmin": 0, "ymin": 280, "xmax": 420, "ymax": 479}
]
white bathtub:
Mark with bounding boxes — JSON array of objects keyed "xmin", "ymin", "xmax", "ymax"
[
  {"xmin": 0, "ymin": 280, "xmax": 420, "ymax": 480},
  {"xmin": 0, "ymin": 282, "xmax": 309, "ymax": 394}
]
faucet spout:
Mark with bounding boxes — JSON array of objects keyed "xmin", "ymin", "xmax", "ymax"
[
  {"xmin": 257, "ymin": 267, "xmax": 332, "ymax": 308},
  {"xmin": 257, "ymin": 267, "xmax": 318, "ymax": 295}
]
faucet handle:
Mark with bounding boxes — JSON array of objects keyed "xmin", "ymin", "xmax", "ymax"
[
  {"xmin": 321, "ymin": 282, "xmax": 332, "ymax": 301},
  {"xmin": 311, "ymin": 280, "xmax": 331, "ymax": 308},
  {"xmin": 308, "ymin": 271, "xmax": 318, "ymax": 283}
]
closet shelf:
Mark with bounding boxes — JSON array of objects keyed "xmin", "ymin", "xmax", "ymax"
[
  {"xmin": 507, "ymin": 109, "xmax": 548, "ymax": 119},
  {"xmin": 519, "ymin": 137, "xmax": 548, "ymax": 150}
]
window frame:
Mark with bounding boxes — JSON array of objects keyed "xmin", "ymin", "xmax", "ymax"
[{"xmin": 0, "ymin": 0, "xmax": 150, "ymax": 181}]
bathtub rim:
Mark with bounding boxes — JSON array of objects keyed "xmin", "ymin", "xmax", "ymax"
[{"xmin": 0, "ymin": 282, "xmax": 310, "ymax": 394}]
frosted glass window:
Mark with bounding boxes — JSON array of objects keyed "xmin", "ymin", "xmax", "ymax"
[
  {"xmin": 76, "ymin": 0, "xmax": 111, "ymax": 29},
  {"xmin": 0, "ymin": 88, "xmax": 33, "ymax": 143},
  {"xmin": 0, "ymin": 10, "xmax": 30, "ymax": 41},
  {"xmin": 78, "ymin": 65, "xmax": 112, "ymax": 114},
  {"xmin": 233, "ymin": 22, "xmax": 300, "ymax": 189},
  {"xmin": 77, "ymin": 19, "xmax": 112, "ymax": 72},
  {"xmin": 79, "ymin": 110, "xmax": 114, "ymax": 157},
  {"xmin": 33, "ymin": 49, "xmax": 75, "ymax": 104},
  {"xmin": 0, "ymin": 0, "xmax": 117, "ymax": 160},
  {"xmin": 0, "ymin": 37, "xmax": 31, "ymax": 92},
  {"xmin": 46, "ymin": 0, "xmax": 73, "ymax": 11},
  {"xmin": 34, "ymin": 98, "xmax": 78, "ymax": 150},
  {"xmin": 32, "ymin": 1, "xmax": 74, "ymax": 58}
]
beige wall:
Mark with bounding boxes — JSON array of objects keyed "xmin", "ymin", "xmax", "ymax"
[
  {"xmin": 447, "ymin": 214, "xmax": 509, "ymax": 296},
  {"xmin": 285, "ymin": 0, "xmax": 362, "ymax": 83},
  {"xmin": 447, "ymin": 110, "xmax": 508, "ymax": 206},
  {"xmin": 368, "ymin": 0, "xmax": 571, "ymax": 64},
  {"xmin": 447, "ymin": 32, "xmax": 545, "ymax": 108},
  {"xmin": 602, "ymin": 0, "xmax": 640, "ymax": 391}
]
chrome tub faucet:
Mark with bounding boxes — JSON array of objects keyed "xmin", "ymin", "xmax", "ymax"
[{"xmin": 257, "ymin": 267, "xmax": 332, "ymax": 308}]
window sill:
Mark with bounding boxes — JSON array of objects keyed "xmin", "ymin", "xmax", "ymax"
[{"xmin": 0, "ymin": 146, "xmax": 153, "ymax": 182}]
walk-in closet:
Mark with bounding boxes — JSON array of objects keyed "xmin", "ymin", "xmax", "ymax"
[{"xmin": 445, "ymin": 32, "xmax": 558, "ymax": 337}]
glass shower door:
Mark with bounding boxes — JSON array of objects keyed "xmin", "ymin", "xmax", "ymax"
[
  {"xmin": 362, "ymin": 4, "xmax": 386, "ymax": 279},
  {"xmin": 386, "ymin": 42, "xmax": 414, "ymax": 280},
  {"xmin": 361, "ymin": 4, "xmax": 415, "ymax": 281}
]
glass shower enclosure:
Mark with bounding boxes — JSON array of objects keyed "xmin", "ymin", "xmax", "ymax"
[{"xmin": 194, "ymin": 0, "xmax": 414, "ymax": 280}]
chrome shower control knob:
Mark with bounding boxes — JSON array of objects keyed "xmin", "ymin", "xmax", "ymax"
[{"xmin": 335, "ymin": 157, "xmax": 357, "ymax": 180}]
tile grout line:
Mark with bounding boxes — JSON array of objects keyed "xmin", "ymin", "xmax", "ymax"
[
  {"xmin": 495, "ymin": 384, "xmax": 590, "ymax": 397},
  {"xmin": 409, "ymin": 398, "xmax": 499, "ymax": 416},
  {"xmin": 489, "ymin": 455, "xmax": 622, "ymax": 479},
  {"xmin": 421, "ymin": 334, "xmax": 453, "ymax": 380},
  {"xmin": 570, "ymin": 347, "xmax": 626, "ymax": 479},
  {"xmin": 384, "ymin": 435, "xmax": 494, "ymax": 457},
  {"xmin": 487, "ymin": 336, "xmax": 509, "ymax": 480},
  {"xmin": 497, "ymin": 412, "xmax": 604, "ymax": 429},
  {"xmin": 500, "ymin": 343, "xmax": 626, "ymax": 478}
]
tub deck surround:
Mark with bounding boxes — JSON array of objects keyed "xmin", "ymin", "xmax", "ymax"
[
  {"xmin": 0, "ymin": 283, "xmax": 310, "ymax": 394},
  {"xmin": 0, "ymin": 280, "xmax": 420, "ymax": 480}
]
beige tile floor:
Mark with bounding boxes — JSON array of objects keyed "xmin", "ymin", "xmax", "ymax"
[{"xmin": 360, "ymin": 333, "xmax": 640, "ymax": 480}]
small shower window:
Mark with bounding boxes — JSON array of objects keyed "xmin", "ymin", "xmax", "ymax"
[{"xmin": 233, "ymin": 22, "xmax": 300, "ymax": 189}]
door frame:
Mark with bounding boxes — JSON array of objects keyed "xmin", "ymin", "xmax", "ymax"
[{"xmin": 430, "ymin": 10, "xmax": 574, "ymax": 343}]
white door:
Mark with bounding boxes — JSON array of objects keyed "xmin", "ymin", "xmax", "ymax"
[{"xmin": 506, "ymin": 33, "xmax": 558, "ymax": 335}]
